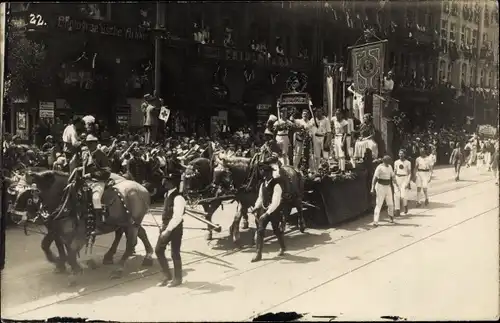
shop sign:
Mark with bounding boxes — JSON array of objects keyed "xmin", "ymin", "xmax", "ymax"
[
  {"xmin": 199, "ymin": 45, "xmax": 309, "ymax": 69},
  {"xmin": 56, "ymin": 15, "xmax": 149, "ymax": 41},
  {"xmin": 39, "ymin": 101, "xmax": 55, "ymax": 118},
  {"xmin": 256, "ymin": 104, "xmax": 271, "ymax": 129},
  {"xmin": 279, "ymin": 92, "xmax": 310, "ymax": 106}
]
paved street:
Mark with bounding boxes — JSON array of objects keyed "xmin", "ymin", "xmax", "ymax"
[{"xmin": 2, "ymin": 166, "xmax": 499, "ymax": 321}]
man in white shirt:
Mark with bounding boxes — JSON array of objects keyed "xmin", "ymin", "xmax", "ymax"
[
  {"xmin": 394, "ymin": 149, "xmax": 412, "ymax": 216},
  {"xmin": 346, "ymin": 109, "xmax": 356, "ymax": 167},
  {"xmin": 309, "ymin": 108, "xmax": 331, "ymax": 172},
  {"xmin": 291, "ymin": 109, "xmax": 311, "ymax": 169},
  {"xmin": 332, "ymin": 110, "xmax": 349, "ymax": 172},
  {"xmin": 155, "ymin": 172, "xmax": 186, "ymax": 287},
  {"xmin": 273, "ymin": 107, "xmax": 294, "ymax": 166},
  {"xmin": 348, "ymin": 84, "xmax": 364, "ymax": 120},
  {"xmin": 414, "ymin": 147, "xmax": 431, "ymax": 206},
  {"xmin": 62, "ymin": 116, "xmax": 83, "ymax": 173},
  {"xmin": 371, "ymin": 155, "xmax": 398, "ymax": 226},
  {"xmin": 249, "ymin": 157, "xmax": 286, "ymax": 262}
]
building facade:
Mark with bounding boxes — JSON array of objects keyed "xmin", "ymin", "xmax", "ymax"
[{"xmin": 437, "ymin": 0, "xmax": 498, "ymax": 126}]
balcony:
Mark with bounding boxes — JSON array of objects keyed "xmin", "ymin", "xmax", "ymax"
[
  {"xmin": 196, "ymin": 44, "xmax": 311, "ymax": 70},
  {"xmin": 459, "ymin": 43, "xmax": 474, "ymax": 59}
]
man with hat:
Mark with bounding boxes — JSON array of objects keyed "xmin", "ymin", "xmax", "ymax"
[
  {"xmin": 79, "ymin": 134, "xmax": 112, "ymax": 227},
  {"xmin": 394, "ymin": 149, "xmax": 412, "ymax": 216},
  {"xmin": 142, "ymin": 93, "xmax": 159, "ymax": 145},
  {"xmin": 155, "ymin": 170, "xmax": 186, "ymax": 287},
  {"xmin": 249, "ymin": 154, "xmax": 286, "ymax": 262},
  {"xmin": 371, "ymin": 155, "xmax": 398, "ymax": 227}
]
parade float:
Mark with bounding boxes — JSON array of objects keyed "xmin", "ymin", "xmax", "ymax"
[{"xmin": 285, "ymin": 38, "xmax": 395, "ymax": 226}]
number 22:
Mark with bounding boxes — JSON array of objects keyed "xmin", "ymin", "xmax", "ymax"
[{"xmin": 29, "ymin": 13, "xmax": 45, "ymax": 26}]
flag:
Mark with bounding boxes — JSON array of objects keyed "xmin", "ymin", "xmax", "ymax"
[
  {"xmin": 349, "ymin": 40, "xmax": 387, "ymax": 94},
  {"xmin": 159, "ymin": 106, "xmax": 170, "ymax": 122}
]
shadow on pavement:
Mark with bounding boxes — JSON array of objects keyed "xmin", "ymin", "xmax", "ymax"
[
  {"xmin": 181, "ymin": 281, "xmax": 235, "ymax": 295},
  {"xmin": 208, "ymin": 228, "xmax": 275, "ymax": 251},
  {"xmin": 241, "ymin": 231, "xmax": 332, "ymax": 255}
]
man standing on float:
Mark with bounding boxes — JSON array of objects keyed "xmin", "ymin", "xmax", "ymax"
[
  {"xmin": 309, "ymin": 107, "xmax": 331, "ymax": 172},
  {"xmin": 291, "ymin": 109, "xmax": 311, "ymax": 169},
  {"xmin": 273, "ymin": 106, "xmax": 293, "ymax": 166}
]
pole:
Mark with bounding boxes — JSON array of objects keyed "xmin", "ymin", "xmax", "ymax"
[
  {"xmin": 154, "ymin": 1, "xmax": 162, "ymax": 96},
  {"xmin": 0, "ymin": 2, "xmax": 6, "ymax": 271}
]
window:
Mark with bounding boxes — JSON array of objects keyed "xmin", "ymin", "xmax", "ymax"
[
  {"xmin": 449, "ymin": 23, "xmax": 457, "ymax": 41},
  {"xmin": 466, "ymin": 27, "xmax": 472, "ymax": 43},
  {"xmin": 461, "ymin": 63, "xmax": 468, "ymax": 85},
  {"xmin": 482, "ymin": 33, "xmax": 488, "ymax": 43},
  {"xmin": 488, "ymin": 71, "xmax": 493, "ymax": 87},
  {"xmin": 470, "ymin": 65, "xmax": 476, "ymax": 86},
  {"xmin": 472, "ymin": 29, "xmax": 478, "ymax": 47},
  {"xmin": 461, "ymin": 25, "xmax": 466, "ymax": 44},
  {"xmin": 480, "ymin": 69, "xmax": 485, "ymax": 86},
  {"xmin": 440, "ymin": 19, "xmax": 448, "ymax": 40},
  {"xmin": 439, "ymin": 60, "xmax": 446, "ymax": 81}
]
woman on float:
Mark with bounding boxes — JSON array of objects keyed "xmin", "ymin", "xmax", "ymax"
[{"xmin": 354, "ymin": 113, "xmax": 378, "ymax": 159}]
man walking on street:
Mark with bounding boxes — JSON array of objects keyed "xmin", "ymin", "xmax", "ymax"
[
  {"xmin": 414, "ymin": 147, "xmax": 432, "ymax": 206},
  {"xmin": 156, "ymin": 171, "xmax": 185, "ymax": 287},
  {"xmin": 394, "ymin": 149, "xmax": 411, "ymax": 216},
  {"xmin": 371, "ymin": 155, "xmax": 398, "ymax": 227},
  {"xmin": 449, "ymin": 142, "xmax": 464, "ymax": 181}
]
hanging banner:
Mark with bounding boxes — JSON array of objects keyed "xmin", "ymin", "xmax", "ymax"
[
  {"xmin": 326, "ymin": 75, "xmax": 334, "ymax": 119},
  {"xmin": 477, "ymin": 124, "xmax": 497, "ymax": 137},
  {"xmin": 348, "ymin": 39, "xmax": 387, "ymax": 94}
]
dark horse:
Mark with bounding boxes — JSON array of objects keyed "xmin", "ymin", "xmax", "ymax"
[
  {"xmin": 182, "ymin": 154, "xmax": 306, "ymax": 249},
  {"xmin": 12, "ymin": 170, "xmax": 155, "ymax": 285}
]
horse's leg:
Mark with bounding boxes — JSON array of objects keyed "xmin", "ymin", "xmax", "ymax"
[
  {"xmin": 271, "ymin": 216, "xmax": 286, "ymax": 256},
  {"xmin": 138, "ymin": 225, "xmax": 154, "ymax": 267},
  {"xmin": 66, "ymin": 239, "xmax": 85, "ymax": 287},
  {"xmin": 41, "ymin": 232, "xmax": 66, "ymax": 273},
  {"xmin": 295, "ymin": 199, "xmax": 306, "ymax": 233},
  {"xmin": 203, "ymin": 201, "xmax": 221, "ymax": 241},
  {"xmin": 231, "ymin": 202, "xmax": 247, "ymax": 246},
  {"xmin": 103, "ymin": 228, "xmax": 124, "ymax": 265},
  {"xmin": 281, "ymin": 205, "xmax": 292, "ymax": 233},
  {"xmin": 241, "ymin": 202, "xmax": 249, "ymax": 229},
  {"xmin": 251, "ymin": 212, "xmax": 272, "ymax": 262},
  {"xmin": 110, "ymin": 224, "xmax": 139, "ymax": 279}
]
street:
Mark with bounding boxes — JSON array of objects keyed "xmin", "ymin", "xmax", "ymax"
[{"xmin": 1, "ymin": 166, "xmax": 499, "ymax": 321}]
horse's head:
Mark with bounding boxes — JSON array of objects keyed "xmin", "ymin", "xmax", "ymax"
[
  {"xmin": 22, "ymin": 170, "xmax": 71, "ymax": 213},
  {"xmin": 181, "ymin": 157, "xmax": 212, "ymax": 192}
]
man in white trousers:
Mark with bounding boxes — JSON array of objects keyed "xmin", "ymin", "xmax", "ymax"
[
  {"xmin": 332, "ymin": 110, "xmax": 348, "ymax": 172},
  {"xmin": 371, "ymin": 155, "xmax": 398, "ymax": 227},
  {"xmin": 292, "ymin": 109, "xmax": 311, "ymax": 169},
  {"xmin": 273, "ymin": 107, "xmax": 293, "ymax": 166},
  {"xmin": 394, "ymin": 149, "xmax": 412, "ymax": 216},
  {"xmin": 414, "ymin": 147, "xmax": 432, "ymax": 206},
  {"xmin": 309, "ymin": 108, "xmax": 331, "ymax": 172}
]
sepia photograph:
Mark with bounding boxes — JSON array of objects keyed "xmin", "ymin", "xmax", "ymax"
[{"xmin": 0, "ymin": 1, "xmax": 499, "ymax": 321}]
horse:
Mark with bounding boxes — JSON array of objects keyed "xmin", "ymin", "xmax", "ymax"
[
  {"xmin": 12, "ymin": 170, "xmax": 155, "ymax": 286},
  {"xmin": 183, "ymin": 153, "xmax": 306, "ymax": 250}
]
